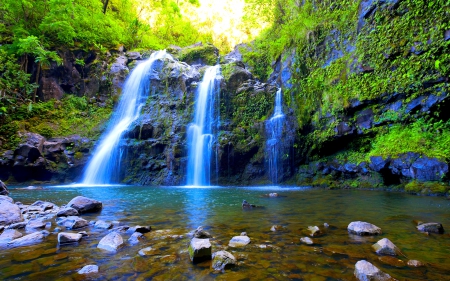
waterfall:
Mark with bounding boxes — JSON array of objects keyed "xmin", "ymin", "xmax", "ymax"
[
  {"xmin": 186, "ymin": 65, "xmax": 221, "ymax": 186},
  {"xmin": 266, "ymin": 88, "xmax": 285, "ymax": 184},
  {"xmin": 81, "ymin": 50, "xmax": 171, "ymax": 184}
]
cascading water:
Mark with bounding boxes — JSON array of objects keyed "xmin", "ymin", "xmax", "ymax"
[
  {"xmin": 81, "ymin": 50, "xmax": 171, "ymax": 184},
  {"xmin": 266, "ymin": 88, "xmax": 285, "ymax": 184},
  {"xmin": 186, "ymin": 65, "xmax": 221, "ymax": 186}
]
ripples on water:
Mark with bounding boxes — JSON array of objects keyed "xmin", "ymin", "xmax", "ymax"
[{"xmin": 2, "ymin": 186, "xmax": 450, "ymax": 280}]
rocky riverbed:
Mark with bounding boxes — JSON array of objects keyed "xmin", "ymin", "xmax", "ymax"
[{"xmin": 0, "ymin": 185, "xmax": 449, "ymax": 280}]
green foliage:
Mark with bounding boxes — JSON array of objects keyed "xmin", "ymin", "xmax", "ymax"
[
  {"xmin": 369, "ymin": 118, "xmax": 450, "ymax": 161},
  {"xmin": 178, "ymin": 44, "xmax": 219, "ymax": 65}
]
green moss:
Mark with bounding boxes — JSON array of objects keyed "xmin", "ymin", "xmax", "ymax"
[
  {"xmin": 405, "ymin": 180, "xmax": 449, "ymax": 194},
  {"xmin": 74, "ymin": 152, "xmax": 83, "ymax": 160},
  {"xmin": 178, "ymin": 44, "xmax": 219, "ymax": 66}
]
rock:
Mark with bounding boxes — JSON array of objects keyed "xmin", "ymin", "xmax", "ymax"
[
  {"xmin": 324, "ymin": 223, "xmax": 330, "ymax": 228},
  {"xmin": 6, "ymin": 222, "xmax": 27, "ymax": 229},
  {"xmin": 300, "ymin": 237, "xmax": 314, "ymax": 245},
  {"xmin": 0, "ymin": 195, "xmax": 13, "ymax": 204},
  {"xmin": 64, "ymin": 216, "xmax": 88, "ymax": 230},
  {"xmin": 193, "ymin": 226, "xmax": 212, "ymax": 238},
  {"xmin": 78, "ymin": 231, "xmax": 88, "ymax": 237},
  {"xmin": 133, "ymin": 225, "xmax": 151, "ymax": 233},
  {"xmin": 138, "ymin": 246, "xmax": 158, "ymax": 257},
  {"xmin": 269, "ymin": 193, "xmax": 279, "ymax": 197},
  {"xmin": 240, "ymin": 232, "xmax": 247, "ymax": 236},
  {"xmin": 372, "ymin": 238, "xmax": 400, "ymax": 256},
  {"xmin": 241, "ymin": 200, "xmax": 263, "ymax": 209},
  {"xmin": 416, "ymin": 222, "xmax": 444, "ymax": 234},
  {"xmin": 188, "ymin": 238, "xmax": 212, "ymax": 263},
  {"xmin": 212, "ymin": 250, "xmax": 236, "ymax": 271},
  {"xmin": 308, "ymin": 226, "xmax": 321, "ymax": 237},
  {"xmin": 0, "ymin": 229, "xmax": 23, "ymax": 243},
  {"xmin": 26, "ymin": 218, "xmax": 47, "ymax": 230},
  {"xmin": 17, "ymin": 186, "xmax": 43, "ymax": 190},
  {"xmin": 128, "ymin": 232, "xmax": 145, "ymax": 245},
  {"xmin": 67, "ymin": 196, "xmax": 102, "ymax": 214},
  {"xmin": 0, "ymin": 200, "xmax": 24, "ymax": 225},
  {"xmin": 354, "ymin": 260, "xmax": 394, "ymax": 281},
  {"xmin": 126, "ymin": 52, "xmax": 142, "ymax": 60},
  {"xmin": 94, "ymin": 220, "xmax": 112, "ymax": 229},
  {"xmin": 229, "ymin": 235, "xmax": 251, "ymax": 247},
  {"xmin": 378, "ymin": 256, "xmax": 405, "ymax": 268},
  {"xmin": 407, "ymin": 260, "xmax": 425, "ymax": 267},
  {"xmin": 0, "ymin": 180, "xmax": 8, "ymax": 195},
  {"xmin": 97, "ymin": 232, "xmax": 124, "ymax": 251},
  {"xmin": 40, "ymin": 77, "xmax": 64, "ymax": 101},
  {"xmin": 7, "ymin": 231, "xmax": 45, "ymax": 248},
  {"xmin": 348, "ymin": 221, "xmax": 382, "ymax": 236},
  {"xmin": 78, "ymin": 265, "xmax": 99, "ymax": 274},
  {"xmin": 56, "ymin": 207, "xmax": 79, "ymax": 217},
  {"xmin": 31, "ymin": 200, "xmax": 56, "ymax": 211},
  {"xmin": 369, "ymin": 156, "xmax": 390, "ymax": 172},
  {"xmin": 178, "ymin": 43, "xmax": 219, "ymax": 66},
  {"xmin": 410, "ymin": 156, "xmax": 448, "ymax": 181},
  {"xmin": 270, "ymin": 225, "xmax": 283, "ymax": 232},
  {"xmin": 110, "ymin": 225, "xmax": 130, "ymax": 233},
  {"xmin": 58, "ymin": 232, "xmax": 82, "ymax": 244}
]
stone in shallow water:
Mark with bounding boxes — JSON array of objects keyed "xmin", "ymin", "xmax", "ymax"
[
  {"xmin": 94, "ymin": 220, "xmax": 112, "ymax": 229},
  {"xmin": 138, "ymin": 246, "xmax": 160, "ymax": 257},
  {"xmin": 128, "ymin": 232, "xmax": 145, "ymax": 245},
  {"xmin": 416, "ymin": 222, "xmax": 444, "ymax": 234},
  {"xmin": 78, "ymin": 264, "xmax": 99, "ymax": 274},
  {"xmin": 193, "ymin": 226, "xmax": 212, "ymax": 238},
  {"xmin": 26, "ymin": 218, "xmax": 47, "ymax": 230},
  {"xmin": 97, "ymin": 232, "xmax": 124, "ymax": 251},
  {"xmin": 308, "ymin": 226, "xmax": 321, "ymax": 237},
  {"xmin": 348, "ymin": 221, "xmax": 382, "ymax": 236},
  {"xmin": 270, "ymin": 225, "xmax": 283, "ymax": 232},
  {"xmin": 378, "ymin": 256, "xmax": 405, "ymax": 268},
  {"xmin": 188, "ymin": 238, "xmax": 212, "ymax": 263},
  {"xmin": 6, "ymin": 222, "xmax": 27, "ymax": 229},
  {"xmin": 56, "ymin": 207, "xmax": 78, "ymax": 217},
  {"xmin": 354, "ymin": 260, "xmax": 393, "ymax": 281},
  {"xmin": 372, "ymin": 238, "xmax": 400, "ymax": 256},
  {"xmin": 67, "ymin": 196, "xmax": 102, "ymax": 214},
  {"xmin": 0, "ymin": 200, "xmax": 24, "ymax": 225},
  {"xmin": 300, "ymin": 237, "xmax": 314, "ymax": 245},
  {"xmin": 229, "ymin": 235, "xmax": 251, "ymax": 247},
  {"xmin": 64, "ymin": 216, "xmax": 88, "ymax": 230},
  {"xmin": 407, "ymin": 260, "xmax": 425, "ymax": 267},
  {"xmin": 133, "ymin": 225, "xmax": 152, "ymax": 233},
  {"xmin": 7, "ymin": 231, "xmax": 45, "ymax": 248},
  {"xmin": 212, "ymin": 250, "xmax": 236, "ymax": 271},
  {"xmin": 58, "ymin": 232, "xmax": 82, "ymax": 244},
  {"xmin": 0, "ymin": 229, "xmax": 23, "ymax": 243}
]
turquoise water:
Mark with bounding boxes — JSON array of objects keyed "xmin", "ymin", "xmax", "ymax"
[{"xmin": 1, "ymin": 186, "xmax": 450, "ymax": 280}]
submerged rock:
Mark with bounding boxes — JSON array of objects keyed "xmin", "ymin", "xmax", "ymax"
[
  {"xmin": 138, "ymin": 246, "xmax": 158, "ymax": 257},
  {"xmin": 407, "ymin": 260, "xmax": 425, "ymax": 267},
  {"xmin": 78, "ymin": 264, "xmax": 99, "ymax": 274},
  {"xmin": 58, "ymin": 232, "xmax": 82, "ymax": 244},
  {"xmin": 378, "ymin": 256, "xmax": 405, "ymax": 268},
  {"xmin": 94, "ymin": 220, "xmax": 113, "ymax": 230},
  {"xmin": 188, "ymin": 238, "xmax": 212, "ymax": 263},
  {"xmin": 128, "ymin": 232, "xmax": 145, "ymax": 245},
  {"xmin": 56, "ymin": 207, "xmax": 79, "ymax": 217},
  {"xmin": 416, "ymin": 222, "xmax": 444, "ymax": 234},
  {"xmin": 348, "ymin": 221, "xmax": 382, "ymax": 236},
  {"xmin": 0, "ymin": 200, "xmax": 24, "ymax": 225},
  {"xmin": 67, "ymin": 196, "xmax": 102, "ymax": 214},
  {"xmin": 300, "ymin": 237, "xmax": 314, "ymax": 245},
  {"xmin": 212, "ymin": 251, "xmax": 236, "ymax": 271},
  {"xmin": 229, "ymin": 235, "xmax": 251, "ymax": 247},
  {"xmin": 97, "ymin": 232, "xmax": 124, "ymax": 251},
  {"xmin": 354, "ymin": 260, "xmax": 394, "ymax": 281},
  {"xmin": 372, "ymin": 238, "xmax": 400, "ymax": 256},
  {"xmin": 270, "ymin": 225, "xmax": 284, "ymax": 232}
]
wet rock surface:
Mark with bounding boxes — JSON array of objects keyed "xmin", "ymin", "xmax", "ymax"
[
  {"xmin": 212, "ymin": 250, "xmax": 236, "ymax": 271},
  {"xmin": 58, "ymin": 232, "xmax": 82, "ymax": 244},
  {"xmin": 67, "ymin": 196, "xmax": 102, "ymax": 214},
  {"xmin": 354, "ymin": 260, "xmax": 394, "ymax": 281},
  {"xmin": 372, "ymin": 238, "xmax": 400, "ymax": 256},
  {"xmin": 188, "ymin": 238, "xmax": 212, "ymax": 263},
  {"xmin": 348, "ymin": 221, "xmax": 382, "ymax": 236},
  {"xmin": 229, "ymin": 235, "xmax": 251, "ymax": 247},
  {"xmin": 97, "ymin": 232, "xmax": 124, "ymax": 252},
  {"xmin": 416, "ymin": 222, "xmax": 444, "ymax": 234},
  {"xmin": 78, "ymin": 264, "xmax": 99, "ymax": 274}
]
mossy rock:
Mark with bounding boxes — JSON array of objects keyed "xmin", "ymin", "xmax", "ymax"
[{"xmin": 178, "ymin": 44, "xmax": 219, "ymax": 66}]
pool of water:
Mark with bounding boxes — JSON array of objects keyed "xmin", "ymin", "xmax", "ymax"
[{"xmin": 1, "ymin": 185, "xmax": 450, "ymax": 280}]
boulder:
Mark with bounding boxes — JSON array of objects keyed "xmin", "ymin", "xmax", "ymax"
[
  {"xmin": 25, "ymin": 218, "xmax": 47, "ymax": 230},
  {"xmin": 133, "ymin": 225, "xmax": 151, "ymax": 233},
  {"xmin": 97, "ymin": 232, "xmax": 124, "ymax": 251},
  {"xmin": 128, "ymin": 232, "xmax": 145, "ymax": 245},
  {"xmin": 0, "ymin": 200, "xmax": 24, "ymax": 225},
  {"xmin": 372, "ymin": 238, "xmax": 400, "ymax": 256},
  {"xmin": 126, "ymin": 52, "xmax": 142, "ymax": 60},
  {"xmin": 0, "ymin": 180, "xmax": 8, "ymax": 195},
  {"xmin": 59, "ymin": 216, "xmax": 88, "ymax": 229},
  {"xmin": 188, "ymin": 238, "xmax": 212, "ymax": 263},
  {"xmin": 58, "ymin": 232, "xmax": 82, "ymax": 244},
  {"xmin": 410, "ymin": 156, "xmax": 448, "ymax": 181},
  {"xmin": 67, "ymin": 196, "xmax": 102, "ymax": 214},
  {"xmin": 211, "ymin": 251, "xmax": 236, "ymax": 271},
  {"xmin": 94, "ymin": 220, "xmax": 112, "ymax": 229},
  {"xmin": 56, "ymin": 207, "xmax": 79, "ymax": 217},
  {"xmin": 7, "ymin": 231, "xmax": 46, "ymax": 248},
  {"xmin": 300, "ymin": 237, "xmax": 314, "ymax": 245},
  {"xmin": 348, "ymin": 221, "xmax": 382, "ymax": 236},
  {"xmin": 78, "ymin": 265, "xmax": 99, "ymax": 274},
  {"xmin": 228, "ymin": 235, "xmax": 251, "ymax": 247},
  {"xmin": 6, "ymin": 222, "xmax": 27, "ymax": 229},
  {"xmin": 39, "ymin": 77, "xmax": 64, "ymax": 101},
  {"xmin": 31, "ymin": 200, "xmax": 56, "ymax": 211},
  {"xmin": 354, "ymin": 260, "xmax": 394, "ymax": 281},
  {"xmin": 0, "ymin": 229, "xmax": 23, "ymax": 243},
  {"xmin": 178, "ymin": 43, "xmax": 219, "ymax": 66},
  {"xmin": 0, "ymin": 195, "xmax": 13, "ymax": 204},
  {"xmin": 416, "ymin": 222, "xmax": 444, "ymax": 234},
  {"xmin": 193, "ymin": 226, "xmax": 212, "ymax": 238}
]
